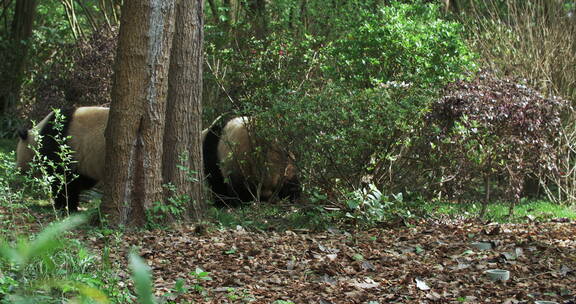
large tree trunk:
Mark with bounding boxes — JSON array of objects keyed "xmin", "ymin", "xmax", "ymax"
[
  {"xmin": 163, "ymin": 0, "xmax": 205, "ymax": 221},
  {"xmin": 102, "ymin": 0, "xmax": 176, "ymax": 227},
  {"xmin": 0, "ymin": 0, "xmax": 37, "ymax": 115}
]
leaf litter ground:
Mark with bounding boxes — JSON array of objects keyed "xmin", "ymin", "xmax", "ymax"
[
  {"xmin": 92, "ymin": 218, "xmax": 576, "ymax": 303},
  {"xmin": 3, "ymin": 205, "xmax": 576, "ymax": 303}
]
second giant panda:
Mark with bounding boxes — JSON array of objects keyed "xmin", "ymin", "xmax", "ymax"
[
  {"xmin": 203, "ymin": 116, "xmax": 301, "ymax": 207},
  {"xmin": 16, "ymin": 106, "xmax": 109, "ymax": 212}
]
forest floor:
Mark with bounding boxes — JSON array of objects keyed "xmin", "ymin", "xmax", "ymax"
[{"xmin": 3, "ymin": 205, "xmax": 576, "ymax": 304}]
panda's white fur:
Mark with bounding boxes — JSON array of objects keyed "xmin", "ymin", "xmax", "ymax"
[
  {"xmin": 66, "ymin": 106, "xmax": 108, "ymax": 181},
  {"xmin": 16, "ymin": 106, "xmax": 109, "ymax": 212},
  {"xmin": 203, "ymin": 116, "xmax": 300, "ymax": 207}
]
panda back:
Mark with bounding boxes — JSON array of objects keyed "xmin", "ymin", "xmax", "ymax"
[
  {"xmin": 67, "ymin": 107, "xmax": 109, "ymax": 181},
  {"xmin": 217, "ymin": 117, "xmax": 252, "ymax": 177}
]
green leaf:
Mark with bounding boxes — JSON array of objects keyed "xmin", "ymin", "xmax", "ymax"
[
  {"xmin": 129, "ymin": 252, "xmax": 156, "ymax": 304},
  {"xmin": 352, "ymin": 253, "xmax": 364, "ymax": 261},
  {"xmin": 415, "ymin": 246, "xmax": 424, "ymax": 254},
  {"xmin": 70, "ymin": 282, "xmax": 110, "ymax": 304},
  {"xmin": 26, "ymin": 215, "xmax": 85, "ymax": 261},
  {"xmin": 0, "ymin": 241, "xmax": 22, "ymax": 265}
]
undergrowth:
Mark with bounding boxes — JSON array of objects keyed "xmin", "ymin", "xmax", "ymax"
[
  {"xmin": 0, "ymin": 138, "xmax": 15, "ymax": 154},
  {"xmin": 209, "ymin": 198, "xmax": 576, "ymax": 232},
  {"xmin": 423, "ymin": 200, "xmax": 576, "ymax": 223}
]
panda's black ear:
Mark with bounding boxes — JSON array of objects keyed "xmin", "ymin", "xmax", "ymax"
[{"xmin": 17, "ymin": 128, "xmax": 28, "ymax": 140}]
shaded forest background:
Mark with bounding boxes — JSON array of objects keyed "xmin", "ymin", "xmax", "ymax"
[
  {"xmin": 0, "ymin": 1, "xmax": 576, "ymax": 303},
  {"xmin": 0, "ymin": 0, "xmax": 576, "ymax": 219}
]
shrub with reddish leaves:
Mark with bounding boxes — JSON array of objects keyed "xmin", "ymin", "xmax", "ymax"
[{"xmin": 420, "ymin": 72, "xmax": 568, "ymax": 214}]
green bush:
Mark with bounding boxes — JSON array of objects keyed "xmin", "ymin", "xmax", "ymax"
[
  {"xmin": 254, "ymin": 83, "xmax": 436, "ymax": 204},
  {"xmin": 203, "ymin": 1, "xmax": 478, "ymax": 215},
  {"xmin": 203, "ymin": 32, "xmax": 323, "ymax": 121},
  {"xmin": 324, "ymin": 1, "xmax": 476, "ymax": 88}
]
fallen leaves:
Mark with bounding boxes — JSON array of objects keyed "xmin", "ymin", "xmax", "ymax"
[
  {"xmin": 81, "ymin": 219, "xmax": 576, "ymax": 303},
  {"xmin": 9, "ymin": 205, "xmax": 575, "ymax": 303}
]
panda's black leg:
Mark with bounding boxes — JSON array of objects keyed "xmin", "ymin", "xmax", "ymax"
[
  {"xmin": 69, "ymin": 175, "xmax": 98, "ymax": 212},
  {"xmin": 66, "ymin": 188, "xmax": 81, "ymax": 213},
  {"xmin": 53, "ymin": 183, "xmax": 80, "ymax": 212},
  {"xmin": 53, "ymin": 184, "xmax": 68, "ymax": 210},
  {"xmin": 228, "ymin": 174, "xmax": 256, "ymax": 204},
  {"xmin": 53, "ymin": 175, "xmax": 97, "ymax": 213},
  {"xmin": 279, "ymin": 177, "xmax": 301, "ymax": 203}
]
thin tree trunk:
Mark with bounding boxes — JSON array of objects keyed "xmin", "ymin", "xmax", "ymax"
[
  {"xmin": 245, "ymin": 0, "xmax": 266, "ymax": 40},
  {"xmin": 222, "ymin": 0, "xmax": 239, "ymax": 43},
  {"xmin": 0, "ymin": 0, "xmax": 37, "ymax": 115},
  {"xmin": 74, "ymin": 0, "xmax": 98, "ymax": 31},
  {"xmin": 206, "ymin": 0, "xmax": 219, "ymax": 24},
  {"xmin": 102, "ymin": 0, "xmax": 176, "ymax": 227},
  {"xmin": 223, "ymin": 0, "xmax": 239, "ymax": 25},
  {"xmin": 163, "ymin": 0, "xmax": 205, "ymax": 221},
  {"xmin": 300, "ymin": 0, "xmax": 307, "ymax": 33},
  {"xmin": 479, "ymin": 174, "xmax": 490, "ymax": 218},
  {"xmin": 60, "ymin": 0, "xmax": 84, "ymax": 41}
]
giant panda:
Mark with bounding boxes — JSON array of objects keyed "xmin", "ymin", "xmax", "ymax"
[
  {"xmin": 16, "ymin": 106, "xmax": 109, "ymax": 212},
  {"xmin": 203, "ymin": 116, "xmax": 301, "ymax": 207}
]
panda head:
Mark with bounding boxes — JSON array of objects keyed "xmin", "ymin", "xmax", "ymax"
[
  {"xmin": 224, "ymin": 117, "xmax": 300, "ymax": 202},
  {"xmin": 259, "ymin": 146, "xmax": 300, "ymax": 201},
  {"xmin": 277, "ymin": 151, "xmax": 301, "ymax": 202},
  {"xmin": 15, "ymin": 111, "xmax": 54, "ymax": 173},
  {"xmin": 16, "ymin": 128, "xmax": 33, "ymax": 172}
]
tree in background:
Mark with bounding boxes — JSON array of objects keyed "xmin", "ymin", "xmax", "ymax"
[
  {"xmin": 0, "ymin": 0, "xmax": 37, "ymax": 116},
  {"xmin": 102, "ymin": 0, "xmax": 205, "ymax": 227},
  {"xmin": 101, "ymin": 0, "xmax": 175, "ymax": 226},
  {"xmin": 162, "ymin": 0, "xmax": 205, "ymax": 222}
]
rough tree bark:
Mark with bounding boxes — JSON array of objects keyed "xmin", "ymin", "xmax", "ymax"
[
  {"xmin": 0, "ymin": 0, "xmax": 37, "ymax": 115},
  {"xmin": 163, "ymin": 0, "xmax": 205, "ymax": 221},
  {"xmin": 102, "ymin": 0, "xmax": 176, "ymax": 227}
]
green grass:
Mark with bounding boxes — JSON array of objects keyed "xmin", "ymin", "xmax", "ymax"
[
  {"xmin": 422, "ymin": 200, "xmax": 576, "ymax": 222},
  {"xmin": 208, "ymin": 198, "xmax": 576, "ymax": 232},
  {"xmin": 209, "ymin": 203, "xmax": 339, "ymax": 231}
]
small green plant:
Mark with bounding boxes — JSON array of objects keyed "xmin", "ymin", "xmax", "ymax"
[
  {"xmin": 128, "ymin": 258, "xmax": 213, "ymax": 303},
  {"xmin": 22, "ymin": 109, "xmax": 79, "ymax": 216},
  {"xmin": 176, "ymin": 152, "xmax": 200, "ymax": 184},
  {"xmin": 343, "ymin": 183, "xmax": 409, "ymax": 226},
  {"xmin": 0, "ymin": 215, "xmax": 111, "ymax": 303},
  {"xmin": 161, "ymin": 278, "xmax": 189, "ymax": 301},
  {"xmin": 225, "ymin": 287, "xmax": 256, "ymax": 302},
  {"xmin": 0, "ymin": 151, "xmax": 27, "ymax": 231},
  {"xmin": 189, "ymin": 267, "xmax": 212, "ymax": 294},
  {"xmin": 145, "ymin": 153, "xmax": 200, "ymax": 229},
  {"xmin": 146, "ymin": 183, "xmax": 188, "ymax": 229}
]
